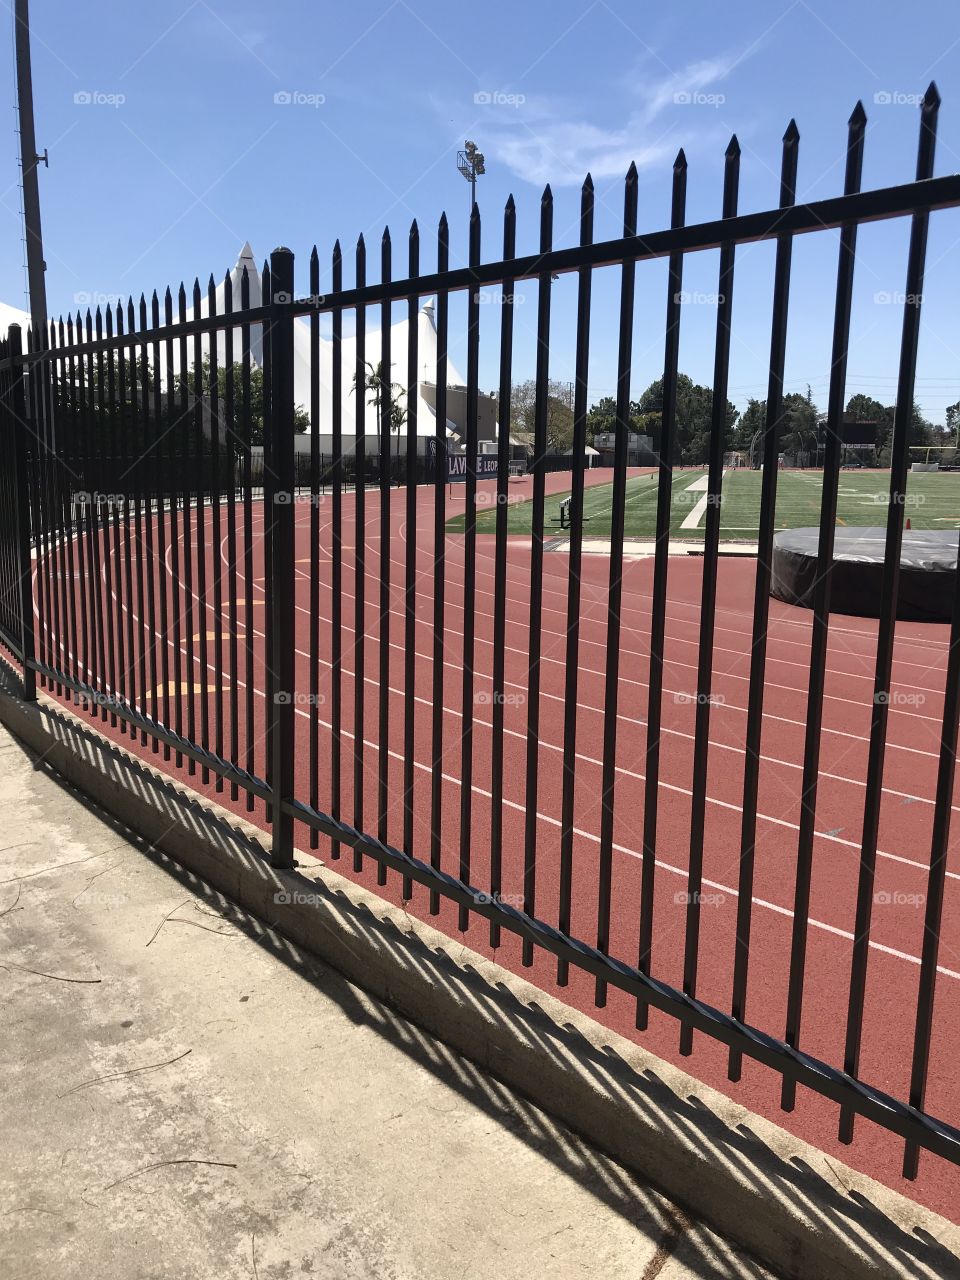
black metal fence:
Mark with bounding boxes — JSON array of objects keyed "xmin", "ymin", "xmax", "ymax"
[
  {"xmin": 268, "ymin": 449, "xmax": 444, "ymax": 491},
  {"xmin": 2, "ymin": 85, "xmax": 960, "ymax": 1180}
]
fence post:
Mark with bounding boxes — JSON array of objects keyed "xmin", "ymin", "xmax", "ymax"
[
  {"xmin": 267, "ymin": 248, "xmax": 296, "ymax": 868},
  {"xmin": 8, "ymin": 325, "xmax": 36, "ymax": 701}
]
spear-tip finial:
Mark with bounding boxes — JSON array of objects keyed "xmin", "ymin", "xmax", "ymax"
[
  {"xmin": 674, "ymin": 147, "xmax": 687, "ymax": 171},
  {"xmin": 725, "ymin": 134, "xmax": 741, "ymax": 160},
  {"xmin": 783, "ymin": 118, "xmax": 799, "ymax": 145},
  {"xmin": 923, "ymin": 81, "xmax": 941, "ymax": 112},
  {"xmin": 849, "ymin": 99, "xmax": 867, "ymax": 129}
]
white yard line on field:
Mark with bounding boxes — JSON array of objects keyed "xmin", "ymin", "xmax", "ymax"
[{"xmin": 679, "ymin": 471, "xmax": 727, "ymax": 531}]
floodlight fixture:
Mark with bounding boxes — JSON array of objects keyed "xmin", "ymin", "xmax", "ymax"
[{"xmin": 457, "ymin": 140, "xmax": 486, "ymax": 206}]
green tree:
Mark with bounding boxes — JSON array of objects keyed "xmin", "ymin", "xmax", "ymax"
[
  {"xmin": 844, "ymin": 394, "xmax": 891, "ymax": 464},
  {"xmin": 58, "ymin": 354, "xmax": 310, "ymax": 448},
  {"xmin": 844, "ymin": 393, "xmax": 887, "ymax": 422},
  {"xmin": 780, "ymin": 388, "xmax": 820, "ymax": 467},
  {"xmin": 635, "ymin": 374, "xmax": 737, "ymax": 465},
  {"xmin": 173, "ymin": 358, "xmax": 310, "ymax": 447},
  {"xmin": 510, "ymin": 378, "xmax": 576, "ymax": 451},
  {"xmin": 544, "ymin": 397, "xmax": 575, "ymax": 451},
  {"xmin": 635, "ymin": 410, "xmax": 661, "ymax": 447},
  {"xmin": 583, "ymin": 395, "xmax": 649, "ymax": 450},
  {"xmin": 585, "ymin": 396, "xmax": 618, "ymax": 444},
  {"xmin": 733, "ymin": 398, "xmax": 766, "ymax": 462},
  {"xmin": 873, "ymin": 402, "xmax": 931, "ymax": 464}
]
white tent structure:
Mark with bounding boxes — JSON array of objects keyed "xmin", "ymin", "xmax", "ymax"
[
  {"xmin": 0, "ymin": 299, "xmax": 31, "ymax": 338},
  {"xmin": 173, "ymin": 244, "xmax": 470, "ymax": 455}
]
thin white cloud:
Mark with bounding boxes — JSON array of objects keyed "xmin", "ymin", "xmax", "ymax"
[
  {"xmin": 491, "ymin": 120, "xmax": 672, "ymax": 187},
  {"xmin": 462, "ymin": 48, "xmax": 752, "ymax": 187},
  {"xmin": 638, "ymin": 54, "xmax": 742, "ymax": 121}
]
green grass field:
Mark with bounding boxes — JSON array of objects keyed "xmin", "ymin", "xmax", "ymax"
[{"xmin": 447, "ymin": 468, "xmax": 960, "ymax": 540}]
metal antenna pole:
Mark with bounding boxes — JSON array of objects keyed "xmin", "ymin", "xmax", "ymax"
[{"xmin": 14, "ymin": 0, "xmax": 48, "ymax": 334}]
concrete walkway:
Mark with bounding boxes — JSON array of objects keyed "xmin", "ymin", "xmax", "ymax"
[{"xmin": 0, "ymin": 718, "xmax": 777, "ymax": 1279}]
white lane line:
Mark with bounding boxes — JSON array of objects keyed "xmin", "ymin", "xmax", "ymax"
[
  {"xmin": 63, "ymin": 548, "xmax": 960, "ymax": 881},
  {"xmin": 120, "ymin": 518, "xmax": 952, "ymax": 712},
  {"xmin": 680, "ymin": 471, "xmax": 726, "ymax": 531},
  {"xmin": 53, "ymin": 517, "xmax": 954, "ymax": 788},
  {"xmin": 51, "ymin": 516, "xmax": 953, "ymax": 768},
  {"xmin": 89, "ymin": 496, "xmax": 953, "ymax": 670},
  {"xmin": 41, "ymin": 535, "xmax": 960, "ymax": 985},
  {"xmin": 68, "ymin": 534, "xmax": 950, "ymax": 815},
  {"xmin": 46, "ymin": 616, "xmax": 960, "ymax": 985}
]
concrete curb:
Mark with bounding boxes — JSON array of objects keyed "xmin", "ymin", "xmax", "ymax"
[{"xmin": 2, "ymin": 676, "xmax": 959, "ymax": 1280}]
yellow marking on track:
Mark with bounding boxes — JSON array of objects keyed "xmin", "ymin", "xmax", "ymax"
[
  {"xmin": 193, "ymin": 630, "xmax": 246, "ymax": 642},
  {"xmin": 153, "ymin": 681, "xmax": 230, "ymax": 698}
]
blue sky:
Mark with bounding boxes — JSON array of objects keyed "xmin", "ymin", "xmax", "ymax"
[{"xmin": 2, "ymin": 0, "xmax": 960, "ymax": 421}]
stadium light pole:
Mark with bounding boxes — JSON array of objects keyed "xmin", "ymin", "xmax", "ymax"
[
  {"xmin": 14, "ymin": 0, "xmax": 48, "ymax": 334},
  {"xmin": 457, "ymin": 140, "xmax": 485, "ymax": 207}
]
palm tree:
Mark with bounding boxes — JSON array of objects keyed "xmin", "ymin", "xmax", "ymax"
[{"xmin": 351, "ymin": 359, "xmax": 408, "ymax": 433}]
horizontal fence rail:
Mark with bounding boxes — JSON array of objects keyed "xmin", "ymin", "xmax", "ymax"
[
  {"xmin": 2, "ymin": 85, "xmax": 960, "ymax": 1185},
  {"xmin": 16, "ymin": 175, "xmax": 960, "ymax": 366}
]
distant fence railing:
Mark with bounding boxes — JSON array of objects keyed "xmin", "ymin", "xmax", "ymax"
[{"xmin": 2, "ymin": 85, "xmax": 960, "ymax": 1181}]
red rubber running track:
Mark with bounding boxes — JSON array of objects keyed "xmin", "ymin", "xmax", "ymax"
[{"xmin": 31, "ymin": 468, "xmax": 960, "ymax": 1220}]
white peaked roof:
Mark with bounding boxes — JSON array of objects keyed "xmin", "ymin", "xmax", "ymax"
[
  {"xmin": 161, "ymin": 242, "xmax": 263, "ymax": 379},
  {"xmin": 172, "ymin": 244, "xmax": 465, "ymax": 438},
  {"xmin": 0, "ymin": 299, "xmax": 31, "ymax": 337}
]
